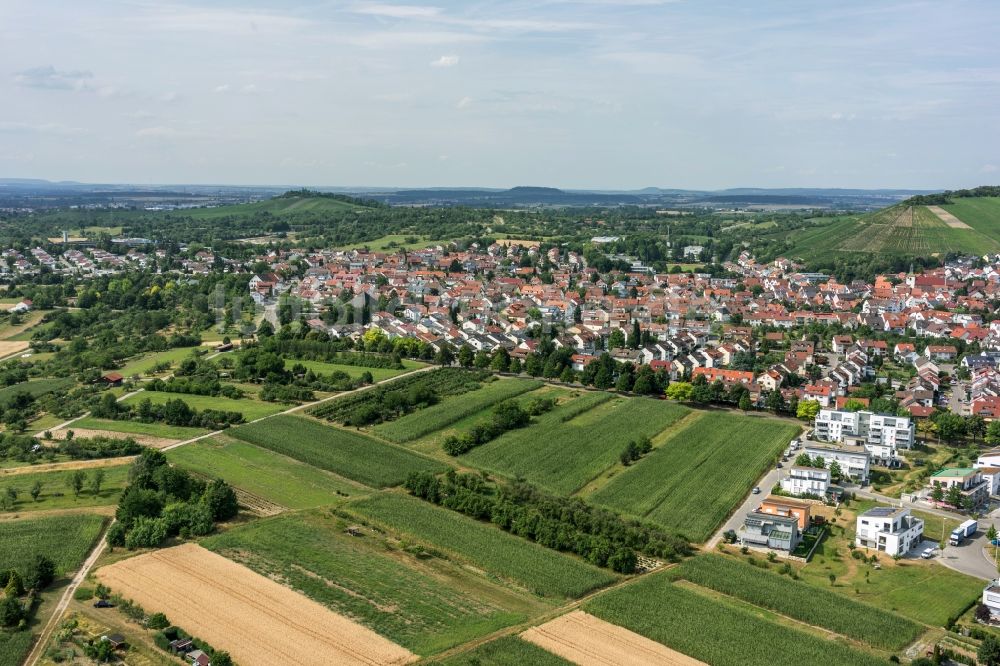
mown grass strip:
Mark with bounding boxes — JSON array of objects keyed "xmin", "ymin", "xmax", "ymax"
[{"xmin": 229, "ymin": 415, "xmax": 447, "ymax": 487}]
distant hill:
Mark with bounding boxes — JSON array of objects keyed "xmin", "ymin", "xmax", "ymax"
[
  {"xmin": 776, "ymin": 194, "xmax": 1000, "ymax": 261},
  {"xmin": 181, "ymin": 191, "xmax": 377, "ymax": 220}
]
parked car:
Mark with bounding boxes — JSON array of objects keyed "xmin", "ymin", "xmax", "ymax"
[
  {"xmin": 991, "ymin": 538, "xmax": 1000, "ymax": 547},
  {"xmin": 920, "ymin": 547, "xmax": 935, "ymax": 559},
  {"xmin": 776, "ymin": 463, "xmax": 783, "ymax": 468},
  {"xmin": 752, "ymin": 486, "xmax": 761, "ymax": 494},
  {"xmin": 94, "ymin": 599, "xmax": 114, "ymax": 608}
]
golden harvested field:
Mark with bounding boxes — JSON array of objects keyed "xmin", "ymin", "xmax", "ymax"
[
  {"xmin": 0, "ymin": 340, "xmax": 30, "ymax": 357},
  {"xmin": 96, "ymin": 543, "xmax": 417, "ymax": 666},
  {"xmin": 48, "ymin": 426, "xmax": 180, "ymax": 449},
  {"xmin": 0, "ymin": 456, "xmax": 136, "ymax": 476},
  {"xmin": 521, "ymin": 610, "xmax": 707, "ymax": 666},
  {"xmin": 926, "ymin": 205, "xmax": 973, "ymax": 229}
]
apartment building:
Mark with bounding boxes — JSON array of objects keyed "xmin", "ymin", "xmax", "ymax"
[
  {"xmin": 803, "ymin": 443, "xmax": 870, "ymax": 483},
  {"xmin": 780, "ymin": 466, "xmax": 831, "ymax": 497},
  {"xmin": 813, "ymin": 409, "xmax": 914, "ymax": 462}
]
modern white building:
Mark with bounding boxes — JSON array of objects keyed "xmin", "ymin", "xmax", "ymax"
[
  {"xmin": 780, "ymin": 466, "xmax": 831, "ymax": 497},
  {"xmin": 803, "ymin": 443, "xmax": 870, "ymax": 483},
  {"xmin": 813, "ymin": 409, "xmax": 915, "ymax": 462},
  {"xmin": 983, "ymin": 580, "xmax": 1000, "ymax": 621},
  {"xmin": 855, "ymin": 506, "xmax": 924, "ymax": 556}
]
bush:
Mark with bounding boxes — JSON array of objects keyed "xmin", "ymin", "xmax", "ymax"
[{"xmin": 146, "ymin": 612, "xmax": 170, "ymax": 630}]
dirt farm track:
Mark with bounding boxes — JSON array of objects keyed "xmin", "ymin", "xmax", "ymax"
[{"xmin": 95, "ymin": 543, "xmax": 416, "ymax": 666}]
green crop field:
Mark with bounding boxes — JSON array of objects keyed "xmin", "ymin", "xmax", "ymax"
[
  {"xmin": 0, "ymin": 631, "xmax": 34, "ymax": 666},
  {"xmin": 586, "ymin": 575, "xmax": 888, "ymax": 666},
  {"xmin": 167, "ymin": 437, "xmax": 365, "ymax": 508},
  {"xmin": 282, "ymin": 357, "xmax": 422, "ymax": 382},
  {"xmin": 203, "ymin": 511, "xmax": 546, "ymax": 655},
  {"xmin": 374, "ymin": 378, "xmax": 544, "ymax": 443},
  {"xmin": 465, "ymin": 395, "xmax": 689, "ymax": 495},
  {"xmin": 669, "ymin": 555, "xmax": 922, "ymax": 649},
  {"xmin": 351, "ymin": 493, "xmax": 616, "ymax": 599},
  {"xmin": 0, "ymin": 464, "xmax": 130, "ymax": 512},
  {"xmin": 0, "ymin": 514, "xmax": 106, "ymax": 577},
  {"xmin": 942, "ymin": 196, "xmax": 1000, "ymax": 236},
  {"xmin": 230, "ymin": 415, "xmax": 447, "ymax": 487},
  {"xmin": 591, "ymin": 412, "xmax": 798, "ymax": 541},
  {"xmin": 432, "ymin": 636, "xmax": 570, "ymax": 665},
  {"xmin": 71, "ymin": 417, "xmax": 209, "ymax": 440},
  {"xmin": 122, "ymin": 390, "xmax": 285, "ymax": 421}
]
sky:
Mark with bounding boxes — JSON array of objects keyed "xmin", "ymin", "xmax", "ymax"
[{"xmin": 1, "ymin": 0, "xmax": 998, "ymax": 190}]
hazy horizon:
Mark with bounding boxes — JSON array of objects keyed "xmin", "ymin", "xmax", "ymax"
[{"xmin": 3, "ymin": 1, "xmax": 998, "ymax": 190}]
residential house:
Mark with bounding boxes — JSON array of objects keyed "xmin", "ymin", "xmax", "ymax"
[
  {"xmin": 803, "ymin": 443, "xmax": 870, "ymax": 483},
  {"xmin": 854, "ymin": 506, "xmax": 924, "ymax": 556},
  {"xmin": 757, "ymin": 495, "xmax": 811, "ymax": 530},
  {"xmin": 740, "ymin": 511, "xmax": 801, "ymax": 552}
]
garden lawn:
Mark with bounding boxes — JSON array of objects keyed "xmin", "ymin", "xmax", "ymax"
[
  {"xmin": 591, "ymin": 412, "xmax": 799, "ymax": 542},
  {"xmin": 465, "ymin": 395, "xmax": 689, "ymax": 495},
  {"xmin": 167, "ymin": 437, "xmax": 365, "ymax": 509},
  {"xmin": 229, "ymin": 415, "xmax": 447, "ymax": 487},
  {"xmin": 203, "ymin": 511, "xmax": 546, "ymax": 655},
  {"xmin": 669, "ymin": 555, "xmax": 922, "ymax": 650},
  {"xmin": 374, "ymin": 378, "xmax": 544, "ymax": 443},
  {"xmin": 0, "ymin": 464, "xmax": 129, "ymax": 512},
  {"xmin": 585, "ymin": 574, "xmax": 888, "ymax": 666},
  {"xmin": 350, "ymin": 493, "xmax": 616, "ymax": 599},
  {"xmin": 0, "ymin": 514, "xmax": 106, "ymax": 577},
  {"xmin": 122, "ymin": 390, "xmax": 285, "ymax": 421}
]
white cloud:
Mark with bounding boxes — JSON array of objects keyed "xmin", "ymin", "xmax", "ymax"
[
  {"xmin": 982, "ymin": 164, "xmax": 999, "ymax": 173},
  {"xmin": 430, "ymin": 55, "xmax": 459, "ymax": 67},
  {"xmin": 214, "ymin": 84, "xmax": 232, "ymax": 93},
  {"xmin": 353, "ymin": 4, "xmax": 443, "ymax": 19},
  {"xmin": 457, "ymin": 96, "xmax": 473, "ymax": 109},
  {"xmin": 0, "ymin": 121, "xmax": 87, "ymax": 135},
  {"xmin": 13, "ymin": 66, "xmax": 93, "ymax": 91}
]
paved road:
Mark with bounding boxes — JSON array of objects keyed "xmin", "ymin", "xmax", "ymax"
[{"xmin": 706, "ymin": 466, "xmax": 782, "ymax": 549}]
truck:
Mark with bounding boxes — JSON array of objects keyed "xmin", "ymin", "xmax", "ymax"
[{"xmin": 949, "ymin": 519, "xmax": 978, "ymax": 546}]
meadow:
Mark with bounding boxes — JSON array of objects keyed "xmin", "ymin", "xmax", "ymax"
[
  {"xmin": 0, "ymin": 464, "xmax": 129, "ymax": 512},
  {"xmin": 167, "ymin": 436, "xmax": 365, "ymax": 509},
  {"xmin": 432, "ymin": 636, "xmax": 570, "ymax": 666},
  {"xmin": 374, "ymin": 378, "xmax": 544, "ymax": 443},
  {"xmin": 203, "ymin": 511, "xmax": 544, "ymax": 655},
  {"xmin": 465, "ymin": 395, "xmax": 689, "ymax": 495},
  {"xmin": 0, "ymin": 377, "xmax": 73, "ymax": 403},
  {"xmin": 0, "ymin": 514, "xmax": 106, "ymax": 576},
  {"xmin": 669, "ymin": 555, "xmax": 922, "ymax": 650},
  {"xmin": 283, "ymin": 357, "xmax": 422, "ymax": 382},
  {"xmin": 122, "ymin": 389, "xmax": 285, "ymax": 421},
  {"xmin": 350, "ymin": 493, "xmax": 616, "ymax": 599},
  {"xmin": 230, "ymin": 415, "xmax": 447, "ymax": 487},
  {"xmin": 942, "ymin": 196, "xmax": 1000, "ymax": 237},
  {"xmin": 591, "ymin": 412, "xmax": 799, "ymax": 541},
  {"xmin": 116, "ymin": 346, "xmax": 204, "ymax": 377},
  {"xmin": 585, "ymin": 575, "xmax": 889, "ymax": 666}
]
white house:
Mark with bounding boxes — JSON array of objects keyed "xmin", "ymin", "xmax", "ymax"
[
  {"xmin": 855, "ymin": 506, "xmax": 924, "ymax": 556},
  {"xmin": 781, "ymin": 466, "xmax": 831, "ymax": 497},
  {"xmin": 803, "ymin": 443, "xmax": 870, "ymax": 483},
  {"xmin": 983, "ymin": 580, "xmax": 1000, "ymax": 621}
]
